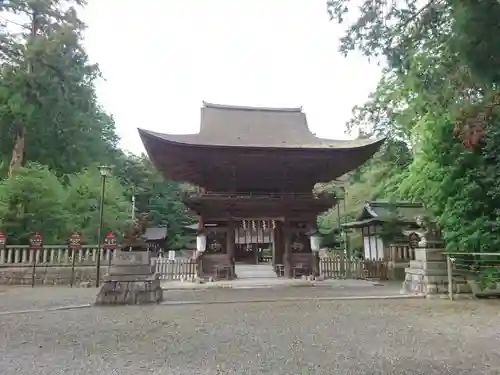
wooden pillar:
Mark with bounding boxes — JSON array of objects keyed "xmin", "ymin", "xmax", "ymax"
[
  {"xmin": 283, "ymin": 218, "xmax": 292, "ymax": 278},
  {"xmin": 312, "ymin": 251, "xmax": 320, "ymax": 277},
  {"xmin": 226, "ymin": 218, "xmax": 235, "ymax": 261},
  {"xmin": 274, "ymin": 224, "xmax": 282, "ymax": 265},
  {"xmin": 273, "ymin": 222, "xmax": 288, "ymax": 277},
  {"xmin": 271, "ymin": 229, "xmax": 276, "ymax": 267},
  {"xmin": 227, "ymin": 218, "xmax": 236, "ymax": 278}
]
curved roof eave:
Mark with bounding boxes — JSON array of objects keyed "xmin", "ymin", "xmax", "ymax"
[{"xmin": 138, "ymin": 128, "xmax": 386, "ymax": 152}]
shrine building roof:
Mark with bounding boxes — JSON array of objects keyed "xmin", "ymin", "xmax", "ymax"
[
  {"xmin": 138, "ymin": 102, "xmax": 385, "ymax": 191},
  {"xmin": 139, "ymin": 102, "xmax": 383, "ymax": 149}
]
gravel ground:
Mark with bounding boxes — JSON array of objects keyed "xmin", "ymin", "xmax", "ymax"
[
  {"xmin": 160, "ymin": 284, "xmax": 405, "ymax": 304},
  {"xmin": 1, "ymin": 292, "xmax": 500, "ymax": 374},
  {"xmin": 0, "ymin": 286, "xmax": 97, "ymax": 313},
  {"xmin": 0, "ymin": 283, "xmax": 402, "ymax": 313}
]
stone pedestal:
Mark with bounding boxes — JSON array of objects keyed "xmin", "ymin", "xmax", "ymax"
[
  {"xmin": 96, "ymin": 250, "xmax": 163, "ymax": 305},
  {"xmin": 387, "ymin": 261, "xmax": 409, "ymax": 281},
  {"xmin": 401, "ymin": 240, "xmax": 470, "ymax": 296}
]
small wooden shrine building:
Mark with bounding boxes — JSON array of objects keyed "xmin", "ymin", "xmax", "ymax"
[
  {"xmin": 342, "ymin": 201, "xmax": 426, "ymax": 281},
  {"xmin": 144, "ymin": 226, "xmax": 168, "ymax": 254},
  {"xmin": 139, "ymin": 102, "xmax": 384, "ymax": 279}
]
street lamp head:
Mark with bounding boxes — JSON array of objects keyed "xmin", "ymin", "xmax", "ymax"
[{"xmin": 98, "ymin": 165, "xmax": 111, "ymax": 177}]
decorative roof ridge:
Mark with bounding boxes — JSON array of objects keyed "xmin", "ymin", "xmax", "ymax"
[
  {"xmin": 364, "ymin": 202, "xmax": 379, "ymax": 218},
  {"xmin": 202, "ymin": 101, "xmax": 303, "ymax": 113},
  {"xmin": 366, "ymin": 200, "xmax": 424, "ymax": 208}
]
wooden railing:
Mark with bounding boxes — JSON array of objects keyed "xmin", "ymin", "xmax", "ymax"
[
  {"xmin": 0, "ymin": 245, "xmax": 117, "ymax": 267},
  {"xmin": 152, "ymin": 258, "xmax": 389, "ymax": 281},
  {"xmin": 182, "ymin": 191, "xmax": 336, "ymax": 202},
  {"xmin": 155, "ymin": 258, "xmax": 197, "ymax": 280},
  {"xmin": 0, "ymin": 249, "xmax": 388, "ymax": 281},
  {"xmin": 320, "ymin": 257, "xmax": 388, "ymax": 280},
  {"xmin": 389, "ymin": 244, "xmax": 415, "ymax": 262}
]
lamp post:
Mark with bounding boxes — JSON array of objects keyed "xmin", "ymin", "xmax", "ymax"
[
  {"xmin": 339, "ymin": 186, "xmax": 352, "ymax": 277},
  {"xmin": 340, "ymin": 186, "xmax": 348, "ymax": 255},
  {"xmin": 96, "ymin": 165, "xmax": 111, "ymax": 288},
  {"xmin": 131, "ymin": 195, "xmax": 136, "ymax": 221}
]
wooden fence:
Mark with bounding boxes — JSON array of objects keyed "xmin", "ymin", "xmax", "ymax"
[
  {"xmin": 0, "ymin": 246, "xmax": 388, "ymax": 282},
  {"xmin": 155, "ymin": 258, "xmax": 197, "ymax": 280},
  {"xmin": 320, "ymin": 258, "xmax": 388, "ymax": 280},
  {"xmin": 154, "ymin": 257, "xmax": 388, "ymax": 281}
]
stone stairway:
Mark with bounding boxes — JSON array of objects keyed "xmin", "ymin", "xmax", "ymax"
[{"xmin": 235, "ymin": 264, "xmax": 276, "ymax": 279}]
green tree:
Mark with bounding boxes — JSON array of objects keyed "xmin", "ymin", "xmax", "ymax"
[
  {"xmin": 0, "ymin": 163, "xmax": 69, "ymax": 243},
  {"xmin": 114, "ymin": 153, "xmax": 195, "ymax": 249},
  {"xmin": 0, "ymin": 0, "xmax": 119, "ymax": 176},
  {"xmin": 0, "ymin": 1, "xmax": 196, "ymax": 246},
  {"xmin": 64, "ymin": 167, "xmax": 130, "ymax": 243},
  {"xmin": 325, "ymin": 0, "xmax": 500, "ymax": 255}
]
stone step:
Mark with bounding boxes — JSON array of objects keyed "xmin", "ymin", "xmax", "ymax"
[
  {"xmin": 405, "ymin": 268, "xmax": 447, "ymax": 277},
  {"xmin": 408, "ymin": 260, "xmax": 447, "ymax": 270},
  {"xmin": 108, "ymin": 265, "xmax": 154, "ymax": 275}
]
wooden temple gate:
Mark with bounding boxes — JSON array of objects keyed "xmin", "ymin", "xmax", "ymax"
[
  {"xmin": 181, "ymin": 191, "xmax": 338, "ymax": 279},
  {"xmin": 139, "ymin": 102, "xmax": 384, "ymax": 280}
]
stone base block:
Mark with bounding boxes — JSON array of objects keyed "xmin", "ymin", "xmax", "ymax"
[
  {"xmin": 103, "ymin": 273, "xmax": 160, "ymax": 282},
  {"xmin": 407, "ymin": 260, "xmax": 447, "ymax": 271},
  {"xmin": 401, "ymin": 271, "xmax": 471, "ymax": 295},
  {"xmin": 95, "ymin": 279, "xmax": 163, "ymax": 305},
  {"xmin": 414, "ymin": 247, "xmax": 446, "ymax": 262},
  {"xmin": 0, "ymin": 266, "xmax": 106, "ymax": 286},
  {"xmin": 106, "ymin": 265, "xmax": 155, "ymax": 276},
  {"xmin": 404, "ymin": 266, "xmax": 449, "ymax": 277}
]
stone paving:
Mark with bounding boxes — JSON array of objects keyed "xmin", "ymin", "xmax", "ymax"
[
  {"xmin": 160, "ymin": 277, "xmax": 391, "ymax": 290},
  {"xmin": 1, "ymin": 286, "xmax": 500, "ymax": 374}
]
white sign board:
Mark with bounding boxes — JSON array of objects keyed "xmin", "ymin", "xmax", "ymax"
[{"xmin": 168, "ymin": 250, "xmax": 176, "ymax": 261}]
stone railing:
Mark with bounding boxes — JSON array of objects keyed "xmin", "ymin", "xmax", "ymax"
[{"xmin": 0, "ymin": 245, "xmax": 117, "ymax": 267}]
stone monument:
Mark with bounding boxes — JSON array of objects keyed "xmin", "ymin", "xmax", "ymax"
[
  {"xmin": 95, "ymin": 214, "xmax": 163, "ymax": 305},
  {"xmin": 401, "ymin": 215, "xmax": 469, "ymax": 297}
]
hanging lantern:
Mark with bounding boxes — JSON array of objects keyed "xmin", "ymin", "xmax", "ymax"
[
  {"xmin": 251, "ymin": 220, "xmax": 256, "ymax": 231},
  {"xmin": 242, "ymin": 220, "xmax": 247, "ymax": 230},
  {"xmin": 262, "ymin": 220, "xmax": 267, "ymax": 230},
  {"xmin": 272, "ymin": 220, "xmax": 276, "ymax": 229},
  {"xmin": 196, "ymin": 233, "xmax": 207, "ymax": 252},
  {"xmin": 309, "ymin": 233, "xmax": 322, "ymax": 252}
]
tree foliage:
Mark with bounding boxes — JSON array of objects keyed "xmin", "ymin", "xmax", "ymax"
[
  {"xmin": 64, "ymin": 167, "xmax": 130, "ymax": 243},
  {"xmin": 114, "ymin": 154, "xmax": 195, "ymax": 249},
  {"xmin": 0, "ymin": 0, "xmax": 119, "ymax": 175},
  {"xmin": 0, "ymin": 163, "xmax": 68, "ymax": 243},
  {"xmin": 0, "ymin": 1, "xmax": 194, "ymax": 246},
  {"xmin": 324, "ymin": 0, "xmax": 500, "ymax": 254}
]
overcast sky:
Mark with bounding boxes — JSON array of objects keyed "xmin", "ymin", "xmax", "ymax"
[{"xmin": 81, "ymin": 0, "xmax": 381, "ymax": 154}]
